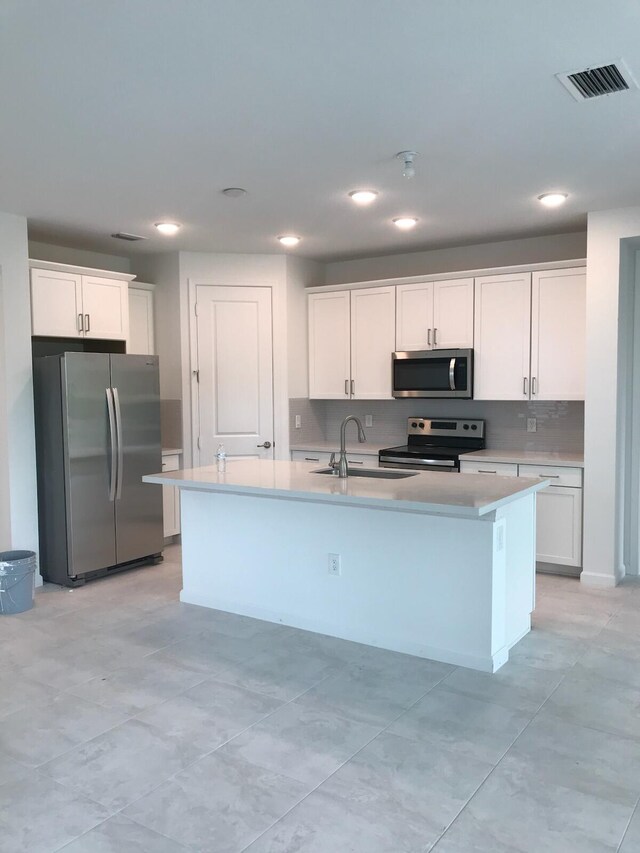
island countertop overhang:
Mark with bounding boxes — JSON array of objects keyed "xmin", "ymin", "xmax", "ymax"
[{"xmin": 144, "ymin": 459, "xmax": 548, "ymax": 519}]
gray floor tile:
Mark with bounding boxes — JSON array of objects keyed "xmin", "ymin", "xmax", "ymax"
[
  {"xmin": 0, "ymin": 750, "xmax": 32, "ymax": 786},
  {"xmin": 147, "ymin": 629, "xmax": 266, "ymax": 676},
  {"xmin": 123, "ymin": 750, "xmax": 308, "ymax": 852},
  {"xmin": 0, "ymin": 670, "xmax": 59, "ymax": 719},
  {"xmin": 606, "ymin": 608, "xmax": 640, "ymax": 640},
  {"xmin": 68, "ymin": 655, "xmax": 206, "ymax": 715},
  {"xmin": 320, "ymin": 731, "xmax": 492, "ymax": 840},
  {"xmin": 220, "ymin": 701, "xmax": 380, "ymax": 786},
  {"xmin": 388, "ymin": 685, "xmax": 531, "ymax": 764},
  {"xmin": 59, "ymin": 814, "xmax": 189, "ymax": 852},
  {"xmin": 573, "ymin": 644, "xmax": 640, "ymax": 689},
  {"xmin": 245, "ymin": 789, "xmax": 433, "ymax": 853},
  {"xmin": 508, "ymin": 628, "xmax": 584, "ymax": 671},
  {"xmin": 442, "ymin": 660, "xmax": 564, "ymax": 713},
  {"xmin": 42, "ymin": 718, "xmax": 204, "ymax": 811},
  {"xmin": 544, "ymin": 672, "xmax": 640, "ymax": 741},
  {"xmin": 136, "ymin": 678, "xmax": 283, "ymax": 752},
  {"xmin": 0, "ymin": 692, "xmax": 126, "ymax": 766},
  {"xmin": 295, "ymin": 653, "xmax": 452, "ymax": 726},
  {"xmin": 531, "ymin": 606, "xmax": 611, "ymax": 640},
  {"xmin": 504, "ymin": 713, "xmax": 640, "ymax": 806},
  {"xmin": 0, "ymin": 771, "xmax": 110, "ymax": 853},
  {"xmin": 620, "ymin": 804, "xmax": 640, "ymax": 852}
]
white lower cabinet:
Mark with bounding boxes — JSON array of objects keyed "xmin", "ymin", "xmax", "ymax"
[
  {"xmin": 460, "ymin": 460, "xmax": 583, "ymax": 572},
  {"xmin": 161, "ymin": 453, "xmax": 181, "ymax": 538}
]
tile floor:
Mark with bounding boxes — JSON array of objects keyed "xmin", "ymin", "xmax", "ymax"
[{"xmin": 1, "ymin": 545, "xmax": 639, "ymax": 852}]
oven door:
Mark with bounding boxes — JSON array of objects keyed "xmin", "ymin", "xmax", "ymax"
[
  {"xmin": 378, "ymin": 454, "xmax": 460, "ymax": 473},
  {"xmin": 392, "ymin": 349, "xmax": 473, "ymax": 398}
]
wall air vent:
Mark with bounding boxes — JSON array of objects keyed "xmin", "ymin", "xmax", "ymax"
[
  {"xmin": 111, "ymin": 232, "xmax": 147, "ymax": 242},
  {"xmin": 556, "ymin": 60, "xmax": 638, "ymax": 101}
]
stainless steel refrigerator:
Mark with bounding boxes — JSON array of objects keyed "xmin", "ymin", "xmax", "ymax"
[{"xmin": 34, "ymin": 352, "xmax": 164, "ymax": 585}]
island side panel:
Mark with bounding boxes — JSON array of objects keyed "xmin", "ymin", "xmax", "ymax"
[
  {"xmin": 178, "ymin": 488, "xmax": 525, "ymax": 672},
  {"xmin": 496, "ymin": 491, "xmax": 536, "ymax": 649}
]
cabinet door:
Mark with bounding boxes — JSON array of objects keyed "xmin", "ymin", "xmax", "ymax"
[
  {"xmin": 308, "ymin": 292, "xmax": 351, "ymax": 399},
  {"xmin": 82, "ymin": 276, "xmax": 129, "ymax": 341},
  {"xmin": 30, "ymin": 268, "xmax": 83, "ymax": 337},
  {"xmin": 531, "ymin": 268, "xmax": 585, "ymax": 401},
  {"xmin": 396, "ymin": 282, "xmax": 433, "ymax": 351},
  {"xmin": 432, "ymin": 278, "xmax": 474, "ymax": 349},
  {"xmin": 535, "ymin": 486, "xmax": 582, "ymax": 567},
  {"xmin": 161, "ymin": 454, "xmax": 180, "ymax": 537},
  {"xmin": 351, "ymin": 286, "xmax": 396, "ymax": 399},
  {"xmin": 459, "ymin": 461, "xmax": 519, "ymax": 476},
  {"xmin": 128, "ymin": 287, "xmax": 155, "ymax": 354},
  {"xmin": 474, "ymin": 272, "xmax": 531, "ymax": 400}
]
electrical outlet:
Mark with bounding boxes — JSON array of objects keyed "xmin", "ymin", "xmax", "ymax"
[
  {"xmin": 527, "ymin": 418, "xmax": 537, "ymax": 433},
  {"xmin": 365, "ymin": 414, "xmax": 373, "ymax": 427},
  {"xmin": 328, "ymin": 553, "xmax": 341, "ymax": 575},
  {"xmin": 295, "ymin": 415, "xmax": 301, "ymax": 429}
]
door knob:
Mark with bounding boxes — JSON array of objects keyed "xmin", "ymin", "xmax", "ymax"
[{"xmin": 257, "ymin": 441, "xmax": 272, "ymax": 449}]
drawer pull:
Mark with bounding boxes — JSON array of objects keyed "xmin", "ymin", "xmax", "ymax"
[
  {"xmin": 478, "ymin": 469, "xmax": 497, "ymax": 474},
  {"xmin": 348, "ymin": 460, "xmax": 364, "ymax": 465},
  {"xmin": 538, "ymin": 474, "xmax": 560, "ymax": 478},
  {"xmin": 304, "ymin": 457, "xmax": 320, "ymax": 462}
]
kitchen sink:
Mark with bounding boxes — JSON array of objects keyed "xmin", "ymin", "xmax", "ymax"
[{"xmin": 312, "ymin": 467, "xmax": 418, "ymax": 479}]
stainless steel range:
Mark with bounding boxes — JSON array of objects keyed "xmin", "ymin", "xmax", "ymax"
[{"xmin": 379, "ymin": 417, "xmax": 485, "ymax": 473}]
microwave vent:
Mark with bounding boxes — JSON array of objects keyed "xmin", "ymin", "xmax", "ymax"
[{"xmin": 556, "ymin": 60, "xmax": 637, "ymax": 101}]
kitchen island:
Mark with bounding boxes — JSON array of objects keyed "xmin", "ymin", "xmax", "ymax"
[{"xmin": 144, "ymin": 460, "xmax": 548, "ymax": 672}]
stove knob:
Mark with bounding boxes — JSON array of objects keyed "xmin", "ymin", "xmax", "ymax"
[
  {"xmin": 419, "ymin": 422, "xmax": 425, "ymax": 428},
  {"xmin": 463, "ymin": 424, "xmax": 469, "ymax": 430},
  {"xmin": 471, "ymin": 424, "xmax": 477, "ymax": 431},
  {"xmin": 411, "ymin": 421, "xmax": 418, "ymax": 428}
]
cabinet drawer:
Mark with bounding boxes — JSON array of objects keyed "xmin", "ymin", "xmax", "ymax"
[
  {"xmin": 518, "ymin": 464, "xmax": 582, "ymax": 488},
  {"xmin": 345, "ymin": 453, "xmax": 378, "ymax": 468},
  {"xmin": 459, "ymin": 460, "xmax": 518, "ymax": 477},
  {"xmin": 291, "ymin": 450, "xmax": 332, "ymax": 465},
  {"xmin": 161, "ymin": 454, "xmax": 180, "ymax": 472}
]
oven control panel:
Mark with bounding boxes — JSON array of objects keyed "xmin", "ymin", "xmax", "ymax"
[{"xmin": 407, "ymin": 418, "xmax": 485, "ymax": 438}]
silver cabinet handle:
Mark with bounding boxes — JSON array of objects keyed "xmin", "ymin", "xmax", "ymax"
[
  {"xmin": 538, "ymin": 474, "xmax": 560, "ymax": 478},
  {"xmin": 112, "ymin": 386, "xmax": 124, "ymax": 500},
  {"xmin": 427, "ymin": 328, "xmax": 431, "ymax": 346},
  {"xmin": 434, "ymin": 328, "xmax": 438, "ymax": 346},
  {"xmin": 449, "ymin": 357, "xmax": 456, "ymax": 391},
  {"xmin": 105, "ymin": 388, "xmax": 117, "ymax": 501},
  {"xmin": 347, "ymin": 459, "xmax": 364, "ymax": 465},
  {"xmin": 85, "ymin": 314, "xmax": 90, "ymax": 333},
  {"xmin": 351, "ymin": 379, "xmax": 355, "ymax": 396},
  {"xmin": 478, "ymin": 469, "xmax": 497, "ymax": 474},
  {"xmin": 523, "ymin": 377, "xmax": 528, "ymax": 396},
  {"xmin": 78, "ymin": 313, "xmax": 84, "ymax": 333},
  {"xmin": 344, "ymin": 379, "xmax": 349, "ymax": 396},
  {"xmin": 304, "ymin": 456, "xmax": 320, "ymax": 462},
  {"xmin": 257, "ymin": 441, "xmax": 272, "ymax": 449},
  {"xmin": 532, "ymin": 376, "xmax": 537, "ymax": 395}
]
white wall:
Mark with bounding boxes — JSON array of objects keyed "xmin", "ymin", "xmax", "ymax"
[
  {"xmin": 583, "ymin": 207, "xmax": 640, "ymax": 586},
  {"xmin": 323, "ymin": 231, "xmax": 586, "ymax": 285},
  {"xmin": 286, "ymin": 256, "xmax": 322, "ymax": 399},
  {"xmin": 28, "ymin": 240, "xmax": 131, "ymax": 274},
  {"xmin": 0, "ymin": 213, "xmax": 40, "ymax": 581}
]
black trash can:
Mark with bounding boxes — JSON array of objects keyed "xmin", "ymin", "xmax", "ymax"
[{"xmin": 0, "ymin": 551, "xmax": 36, "ymax": 614}]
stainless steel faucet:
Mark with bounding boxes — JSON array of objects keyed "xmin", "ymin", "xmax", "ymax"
[{"xmin": 337, "ymin": 415, "xmax": 367, "ymax": 478}]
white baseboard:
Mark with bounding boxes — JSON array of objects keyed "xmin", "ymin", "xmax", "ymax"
[{"xmin": 580, "ymin": 565, "xmax": 625, "ymax": 588}]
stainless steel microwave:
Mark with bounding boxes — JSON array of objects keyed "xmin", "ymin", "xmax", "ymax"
[{"xmin": 392, "ymin": 349, "xmax": 473, "ymax": 399}]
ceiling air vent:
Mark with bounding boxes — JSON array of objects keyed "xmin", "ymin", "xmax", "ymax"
[
  {"xmin": 556, "ymin": 59, "xmax": 638, "ymax": 101},
  {"xmin": 111, "ymin": 232, "xmax": 147, "ymax": 242}
]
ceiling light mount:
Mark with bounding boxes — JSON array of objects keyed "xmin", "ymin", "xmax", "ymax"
[
  {"xmin": 537, "ymin": 192, "xmax": 568, "ymax": 208},
  {"xmin": 396, "ymin": 150, "xmax": 419, "ymax": 179},
  {"xmin": 349, "ymin": 190, "xmax": 378, "ymax": 205},
  {"xmin": 155, "ymin": 222, "xmax": 181, "ymax": 236}
]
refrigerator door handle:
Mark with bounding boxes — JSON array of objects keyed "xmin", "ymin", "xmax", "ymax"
[
  {"xmin": 112, "ymin": 386, "xmax": 124, "ymax": 500},
  {"xmin": 106, "ymin": 388, "xmax": 117, "ymax": 501}
]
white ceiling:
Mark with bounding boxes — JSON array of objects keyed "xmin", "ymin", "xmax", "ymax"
[{"xmin": 2, "ymin": 1, "xmax": 640, "ymax": 261}]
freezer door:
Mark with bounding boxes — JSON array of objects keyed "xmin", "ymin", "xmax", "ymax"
[
  {"xmin": 110, "ymin": 354, "xmax": 163, "ymax": 563},
  {"xmin": 62, "ymin": 353, "xmax": 117, "ymax": 575}
]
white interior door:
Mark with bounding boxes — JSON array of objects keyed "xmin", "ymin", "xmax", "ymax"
[{"xmin": 195, "ymin": 285, "xmax": 274, "ymax": 464}]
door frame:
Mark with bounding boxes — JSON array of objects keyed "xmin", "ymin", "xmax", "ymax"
[{"xmin": 187, "ymin": 278, "xmax": 285, "ymax": 468}]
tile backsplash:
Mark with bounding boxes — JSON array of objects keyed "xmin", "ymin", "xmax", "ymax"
[{"xmin": 290, "ymin": 398, "xmax": 584, "ymax": 453}]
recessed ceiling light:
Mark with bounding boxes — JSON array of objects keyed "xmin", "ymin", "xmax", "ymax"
[
  {"xmin": 393, "ymin": 217, "xmax": 418, "ymax": 230},
  {"xmin": 277, "ymin": 235, "xmax": 300, "ymax": 247},
  {"xmin": 537, "ymin": 192, "xmax": 568, "ymax": 208},
  {"xmin": 155, "ymin": 222, "xmax": 181, "ymax": 235},
  {"xmin": 349, "ymin": 190, "xmax": 378, "ymax": 205},
  {"xmin": 221, "ymin": 187, "xmax": 247, "ymax": 198}
]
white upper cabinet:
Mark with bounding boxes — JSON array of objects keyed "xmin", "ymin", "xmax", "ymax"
[
  {"xmin": 350, "ymin": 286, "xmax": 395, "ymax": 399},
  {"xmin": 530, "ymin": 268, "xmax": 585, "ymax": 401},
  {"xmin": 81, "ymin": 276, "xmax": 129, "ymax": 340},
  {"xmin": 308, "ymin": 286, "xmax": 395, "ymax": 399},
  {"xmin": 30, "ymin": 262, "xmax": 132, "ymax": 341},
  {"xmin": 396, "ymin": 278, "xmax": 473, "ymax": 351},
  {"xmin": 308, "ymin": 291, "xmax": 351, "ymax": 399},
  {"xmin": 396, "ymin": 282, "xmax": 433, "ymax": 351},
  {"xmin": 30, "ymin": 268, "xmax": 83, "ymax": 337},
  {"xmin": 474, "ymin": 272, "xmax": 532, "ymax": 400},
  {"xmin": 128, "ymin": 284, "xmax": 155, "ymax": 355}
]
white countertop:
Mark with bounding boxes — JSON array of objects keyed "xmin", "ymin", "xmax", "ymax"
[
  {"xmin": 290, "ymin": 441, "xmax": 390, "ymax": 456},
  {"xmin": 463, "ymin": 449, "xmax": 584, "ymax": 468},
  {"xmin": 144, "ymin": 459, "xmax": 548, "ymax": 519}
]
